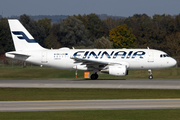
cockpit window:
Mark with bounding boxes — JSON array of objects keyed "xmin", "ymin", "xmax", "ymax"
[{"xmin": 160, "ymin": 54, "xmax": 170, "ymax": 58}]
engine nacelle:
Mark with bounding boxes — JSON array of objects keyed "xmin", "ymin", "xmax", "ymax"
[{"xmin": 109, "ymin": 66, "xmax": 128, "ymax": 76}]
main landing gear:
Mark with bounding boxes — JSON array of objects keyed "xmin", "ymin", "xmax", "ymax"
[
  {"xmin": 148, "ymin": 69, "xmax": 153, "ymax": 79},
  {"xmin": 90, "ymin": 73, "xmax": 99, "ymax": 80}
]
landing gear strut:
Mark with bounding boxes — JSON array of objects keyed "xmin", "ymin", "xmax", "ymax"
[
  {"xmin": 90, "ymin": 73, "xmax": 98, "ymax": 80},
  {"xmin": 148, "ymin": 69, "xmax": 153, "ymax": 79}
]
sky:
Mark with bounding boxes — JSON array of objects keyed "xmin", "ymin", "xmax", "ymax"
[{"xmin": 1, "ymin": 0, "xmax": 180, "ymax": 17}]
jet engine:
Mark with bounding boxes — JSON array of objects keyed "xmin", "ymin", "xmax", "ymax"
[{"xmin": 101, "ymin": 65, "xmax": 128, "ymax": 76}]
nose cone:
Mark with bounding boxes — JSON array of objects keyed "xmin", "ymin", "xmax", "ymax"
[{"xmin": 170, "ymin": 58, "xmax": 177, "ymax": 67}]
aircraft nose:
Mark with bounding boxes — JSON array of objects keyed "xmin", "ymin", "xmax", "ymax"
[{"xmin": 170, "ymin": 58, "xmax": 177, "ymax": 67}]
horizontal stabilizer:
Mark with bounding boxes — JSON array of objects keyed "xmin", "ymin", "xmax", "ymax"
[{"xmin": 6, "ymin": 51, "xmax": 30, "ymax": 57}]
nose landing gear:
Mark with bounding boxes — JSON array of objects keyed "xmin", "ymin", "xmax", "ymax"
[{"xmin": 148, "ymin": 69, "xmax": 153, "ymax": 79}]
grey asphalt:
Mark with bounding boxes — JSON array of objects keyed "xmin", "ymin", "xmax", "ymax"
[
  {"xmin": 0, "ymin": 79, "xmax": 180, "ymax": 112},
  {"xmin": 0, "ymin": 99, "xmax": 180, "ymax": 112},
  {"xmin": 0, "ymin": 79, "xmax": 180, "ymax": 89}
]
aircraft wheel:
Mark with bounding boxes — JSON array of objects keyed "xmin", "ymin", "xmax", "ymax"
[
  {"xmin": 149, "ymin": 75, "xmax": 153, "ymax": 79},
  {"xmin": 91, "ymin": 74, "xmax": 98, "ymax": 80}
]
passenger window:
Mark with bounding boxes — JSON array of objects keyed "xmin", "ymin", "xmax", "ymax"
[{"xmin": 160, "ymin": 55, "xmax": 162, "ymax": 57}]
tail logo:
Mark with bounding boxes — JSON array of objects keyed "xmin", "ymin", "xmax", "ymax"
[{"xmin": 12, "ymin": 31, "xmax": 37, "ymax": 43}]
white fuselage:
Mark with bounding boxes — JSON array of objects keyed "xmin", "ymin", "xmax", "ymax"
[{"xmin": 6, "ymin": 48, "xmax": 177, "ymax": 71}]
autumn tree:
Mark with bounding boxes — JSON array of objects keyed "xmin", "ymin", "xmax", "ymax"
[
  {"xmin": 53, "ymin": 16, "xmax": 92, "ymax": 48},
  {"xmin": 38, "ymin": 17, "xmax": 51, "ymax": 36},
  {"xmin": 175, "ymin": 14, "xmax": 180, "ymax": 31},
  {"xmin": 94, "ymin": 37, "xmax": 112, "ymax": 49},
  {"xmin": 109, "ymin": 24, "xmax": 136, "ymax": 48},
  {"xmin": 103, "ymin": 17, "xmax": 120, "ymax": 31},
  {"xmin": 44, "ymin": 33, "xmax": 61, "ymax": 49},
  {"xmin": 74, "ymin": 14, "xmax": 88, "ymax": 28},
  {"xmin": 102, "ymin": 17, "xmax": 125, "ymax": 38},
  {"xmin": 166, "ymin": 32, "xmax": 180, "ymax": 56},
  {"xmin": 124, "ymin": 14, "xmax": 153, "ymax": 48},
  {"xmin": 87, "ymin": 13, "xmax": 104, "ymax": 41},
  {"xmin": 75, "ymin": 13, "xmax": 108, "ymax": 41}
]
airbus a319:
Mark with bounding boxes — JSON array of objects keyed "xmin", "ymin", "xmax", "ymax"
[{"xmin": 5, "ymin": 19, "xmax": 177, "ymax": 79}]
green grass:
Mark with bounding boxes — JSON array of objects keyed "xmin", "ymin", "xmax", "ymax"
[
  {"xmin": 0, "ymin": 109, "xmax": 180, "ymax": 120},
  {"xmin": 0, "ymin": 65, "xmax": 179, "ymax": 79},
  {"xmin": 1, "ymin": 66, "xmax": 180, "ymax": 120},
  {"xmin": 0, "ymin": 88, "xmax": 180, "ymax": 120},
  {"xmin": 0, "ymin": 66, "xmax": 85, "ymax": 79},
  {"xmin": 0, "ymin": 88, "xmax": 180, "ymax": 101}
]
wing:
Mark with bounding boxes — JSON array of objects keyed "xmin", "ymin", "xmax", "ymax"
[
  {"xmin": 71, "ymin": 57, "xmax": 129, "ymax": 70},
  {"xmin": 71, "ymin": 57, "xmax": 109, "ymax": 65}
]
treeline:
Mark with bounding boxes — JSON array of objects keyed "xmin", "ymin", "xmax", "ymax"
[
  {"xmin": 9, "ymin": 14, "xmax": 125, "ymax": 23},
  {"xmin": 0, "ymin": 13, "xmax": 180, "ymax": 58}
]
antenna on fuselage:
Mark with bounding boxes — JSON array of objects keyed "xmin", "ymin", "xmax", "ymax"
[{"xmin": 147, "ymin": 47, "xmax": 149, "ymax": 49}]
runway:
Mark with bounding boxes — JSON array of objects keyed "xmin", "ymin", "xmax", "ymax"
[
  {"xmin": 0, "ymin": 79, "xmax": 180, "ymax": 89},
  {"xmin": 0, "ymin": 79, "xmax": 180, "ymax": 112},
  {"xmin": 0, "ymin": 99, "xmax": 180, "ymax": 112}
]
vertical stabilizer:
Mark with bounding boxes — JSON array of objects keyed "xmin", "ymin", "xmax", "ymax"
[{"xmin": 8, "ymin": 19, "xmax": 44, "ymax": 51}]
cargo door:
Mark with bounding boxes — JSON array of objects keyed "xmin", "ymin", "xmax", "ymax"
[{"xmin": 41, "ymin": 52, "xmax": 48, "ymax": 64}]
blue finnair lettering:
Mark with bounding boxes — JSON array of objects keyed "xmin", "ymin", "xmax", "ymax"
[
  {"xmin": 83, "ymin": 51, "xmax": 89, "ymax": 59},
  {"xmin": 113, "ymin": 51, "xmax": 127, "ymax": 59},
  {"xmin": 73, "ymin": 51, "xmax": 84, "ymax": 58},
  {"xmin": 132, "ymin": 51, "xmax": 145, "ymax": 59},
  {"xmin": 126, "ymin": 51, "xmax": 133, "ymax": 59},
  {"xmin": 73, "ymin": 51, "xmax": 146, "ymax": 59},
  {"xmin": 88, "ymin": 51, "xmax": 98, "ymax": 59},
  {"xmin": 12, "ymin": 31, "xmax": 37, "ymax": 43},
  {"xmin": 101, "ymin": 51, "xmax": 114, "ymax": 59}
]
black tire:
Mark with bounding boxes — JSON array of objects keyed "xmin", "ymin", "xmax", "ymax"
[
  {"xmin": 95, "ymin": 74, "xmax": 98, "ymax": 79},
  {"xmin": 91, "ymin": 74, "xmax": 98, "ymax": 80},
  {"xmin": 149, "ymin": 75, "xmax": 153, "ymax": 79}
]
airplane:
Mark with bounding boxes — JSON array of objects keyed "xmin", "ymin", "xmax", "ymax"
[{"xmin": 5, "ymin": 19, "xmax": 177, "ymax": 80}]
